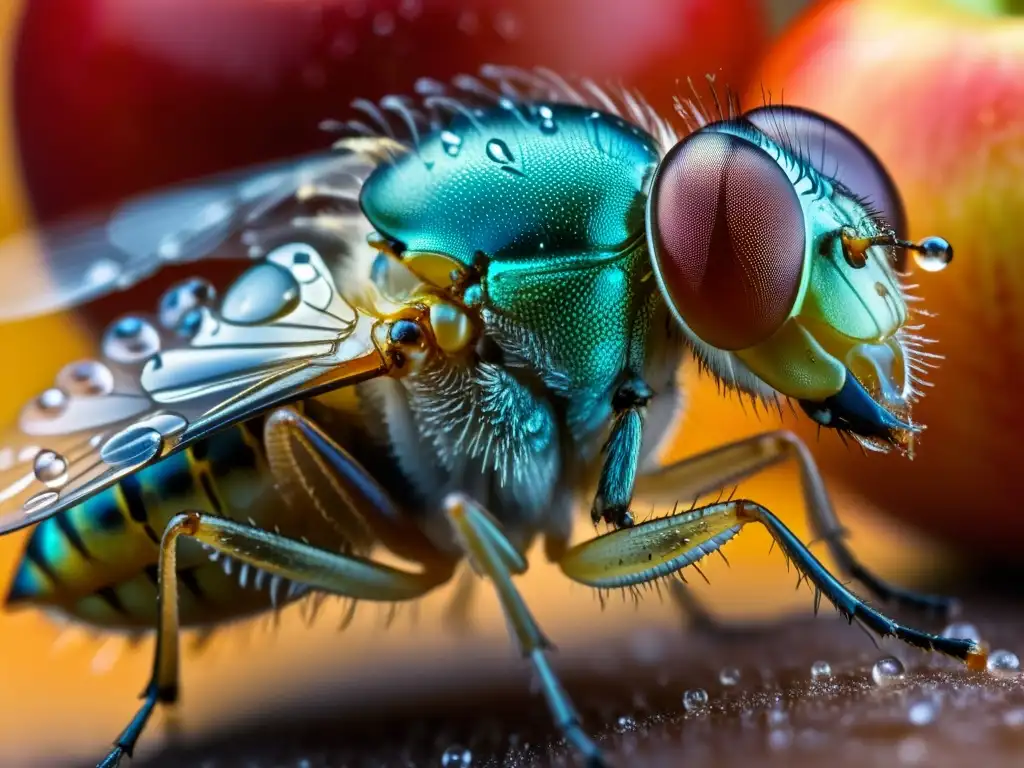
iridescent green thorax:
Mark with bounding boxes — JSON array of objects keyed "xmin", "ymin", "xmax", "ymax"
[{"xmin": 361, "ymin": 105, "xmax": 668, "ymax": 398}]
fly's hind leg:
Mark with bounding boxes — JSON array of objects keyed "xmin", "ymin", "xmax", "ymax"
[
  {"xmin": 99, "ymin": 408, "xmax": 455, "ymax": 768},
  {"xmin": 558, "ymin": 500, "xmax": 987, "ymax": 668},
  {"xmin": 98, "ymin": 511, "xmax": 454, "ymax": 768},
  {"xmin": 634, "ymin": 431, "xmax": 958, "ymax": 616},
  {"xmin": 444, "ymin": 494, "xmax": 608, "ymax": 768}
]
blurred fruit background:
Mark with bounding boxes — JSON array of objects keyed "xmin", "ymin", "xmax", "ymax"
[{"xmin": 0, "ymin": 0, "xmax": 1021, "ymax": 766}]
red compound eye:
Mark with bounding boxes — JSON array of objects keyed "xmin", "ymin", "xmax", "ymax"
[
  {"xmin": 745, "ymin": 105, "xmax": 908, "ymax": 269},
  {"xmin": 649, "ymin": 130, "xmax": 805, "ymax": 351}
]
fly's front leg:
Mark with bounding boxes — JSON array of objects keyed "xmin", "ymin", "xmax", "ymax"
[
  {"xmin": 591, "ymin": 374, "xmax": 652, "ymax": 528},
  {"xmin": 634, "ymin": 430, "xmax": 958, "ymax": 616},
  {"xmin": 559, "ymin": 500, "xmax": 987, "ymax": 668},
  {"xmin": 443, "ymin": 494, "xmax": 608, "ymax": 768}
]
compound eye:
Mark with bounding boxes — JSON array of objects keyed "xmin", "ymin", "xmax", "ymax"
[
  {"xmin": 745, "ymin": 105, "xmax": 908, "ymax": 269},
  {"xmin": 649, "ymin": 131, "xmax": 805, "ymax": 351}
]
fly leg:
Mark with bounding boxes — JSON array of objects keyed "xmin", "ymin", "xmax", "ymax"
[
  {"xmin": 444, "ymin": 493, "xmax": 609, "ymax": 768},
  {"xmin": 99, "ymin": 408, "xmax": 455, "ymax": 768},
  {"xmin": 633, "ymin": 430, "xmax": 958, "ymax": 616},
  {"xmin": 97, "ymin": 513, "xmax": 454, "ymax": 768},
  {"xmin": 591, "ymin": 374, "xmax": 652, "ymax": 527},
  {"xmin": 558, "ymin": 499, "xmax": 987, "ymax": 667}
]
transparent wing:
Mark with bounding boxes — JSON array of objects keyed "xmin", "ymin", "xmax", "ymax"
[
  {"xmin": 0, "ymin": 241, "xmax": 391, "ymax": 535},
  {"xmin": 0, "ymin": 149, "xmax": 379, "ymax": 321}
]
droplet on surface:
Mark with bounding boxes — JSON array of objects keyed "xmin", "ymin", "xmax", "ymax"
[
  {"xmin": 942, "ymin": 622, "xmax": 981, "ymax": 643},
  {"xmin": 719, "ymin": 667, "xmax": 741, "ymax": 686},
  {"xmin": 221, "ymin": 263, "xmax": 301, "ymax": 325},
  {"xmin": 100, "ymin": 426, "xmax": 164, "ymax": 468},
  {"xmin": 103, "ymin": 316, "xmax": 161, "ymax": 364},
  {"xmin": 23, "ymin": 490, "xmax": 59, "ymax": 515},
  {"xmin": 810, "ymin": 660, "xmax": 832, "ymax": 681},
  {"xmin": 485, "ymin": 138, "xmax": 514, "ymax": 165},
  {"xmin": 912, "ymin": 236, "xmax": 953, "ymax": 272},
  {"xmin": 986, "ymin": 649, "xmax": 1020, "ymax": 677},
  {"xmin": 872, "ymin": 656, "xmax": 907, "ymax": 687},
  {"xmin": 682, "ymin": 688, "xmax": 708, "ymax": 712},
  {"xmin": 440, "ymin": 744, "xmax": 472, "ymax": 767},
  {"xmin": 537, "ymin": 105, "xmax": 557, "ymax": 134},
  {"xmin": 908, "ymin": 699, "xmax": 939, "ymax": 726},
  {"xmin": 56, "ymin": 360, "xmax": 115, "ymax": 397},
  {"xmin": 35, "ymin": 387, "xmax": 68, "ymax": 416},
  {"xmin": 32, "ymin": 450, "xmax": 68, "ymax": 488},
  {"xmin": 440, "ymin": 131, "xmax": 462, "ymax": 157}
]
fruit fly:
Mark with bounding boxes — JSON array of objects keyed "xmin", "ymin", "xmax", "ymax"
[{"xmin": 0, "ymin": 66, "xmax": 974, "ymax": 768}]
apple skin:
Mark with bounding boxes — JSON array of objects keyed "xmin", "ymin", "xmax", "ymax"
[
  {"xmin": 12, "ymin": 0, "xmax": 769, "ymax": 223},
  {"xmin": 751, "ymin": 0, "xmax": 1024, "ymax": 561}
]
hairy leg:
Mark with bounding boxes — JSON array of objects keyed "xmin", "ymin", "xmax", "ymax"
[
  {"xmin": 634, "ymin": 430, "xmax": 957, "ymax": 615},
  {"xmin": 444, "ymin": 493, "xmax": 609, "ymax": 768},
  {"xmin": 559, "ymin": 499, "xmax": 985, "ymax": 667}
]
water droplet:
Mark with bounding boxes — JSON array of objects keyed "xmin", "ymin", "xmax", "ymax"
[
  {"xmin": 682, "ymin": 688, "xmax": 708, "ymax": 712},
  {"xmin": 912, "ymin": 236, "xmax": 953, "ymax": 272},
  {"xmin": 176, "ymin": 309, "xmax": 204, "ymax": 339},
  {"xmin": 56, "ymin": 360, "xmax": 115, "ymax": 397},
  {"xmin": 100, "ymin": 426, "xmax": 164, "ymax": 468},
  {"xmin": 810, "ymin": 660, "xmax": 832, "ymax": 681},
  {"xmin": 33, "ymin": 450, "xmax": 68, "ymax": 488},
  {"xmin": 485, "ymin": 139, "xmax": 514, "ymax": 165},
  {"xmin": 23, "ymin": 490, "xmax": 59, "ymax": 515},
  {"xmin": 538, "ymin": 105, "xmax": 553, "ymax": 120},
  {"xmin": 536, "ymin": 105, "xmax": 557, "ymax": 134},
  {"xmin": 986, "ymin": 649, "xmax": 1020, "ymax": 677},
  {"xmin": 719, "ymin": 667, "xmax": 741, "ymax": 686},
  {"xmin": 103, "ymin": 316, "xmax": 161, "ymax": 364},
  {"xmin": 872, "ymin": 656, "xmax": 906, "ymax": 687},
  {"xmin": 616, "ymin": 715, "xmax": 636, "ymax": 731},
  {"xmin": 440, "ymin": 744, "xmax": 472, "ymax": 766},
  {"xmin": 493, "ymin": 10, "xmax": 522, "ymax": 40},
  {"xmin": 158, "ymin": 278, "xmax": 215, "ymax": 332},
  {"xmin": 942, "ymin": 622, "xmax": 981, "ymax": 643},
  {"xmin": 35, "ymin": 387, "xmax": 68, "ymax": 416},
  {"xmin": 221, "ymin": 263, "xmax": 300, "ymax": 325},
  {"xmin": 440, "ymin": 131, "xmax": 462, "ymax": 157},
  {"xmin": 373, "ymin": 10, "xmax": 395, "ymax": 35},
  {"xmin": 908, "ymin": 698, "xmax": 939, "ymax": 726}
]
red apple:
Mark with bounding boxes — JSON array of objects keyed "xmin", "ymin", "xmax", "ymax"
[
  {"xmin": 751, "ymin": 0, "xmax": 1024, "ymax": 561},
  {"xmin": 13, "ymin": 0, "xmax": 769, "ymax": 223}
]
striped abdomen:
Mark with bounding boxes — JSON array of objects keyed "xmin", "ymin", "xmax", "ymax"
[{"xmin": 5, "ymin": 423, "xmax": 307, "ymax": 629}]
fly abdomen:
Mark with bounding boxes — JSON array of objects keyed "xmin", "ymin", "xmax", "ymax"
[{"xmin": 5, "ymin": 422, "xmax": 300, "ymax": 628}]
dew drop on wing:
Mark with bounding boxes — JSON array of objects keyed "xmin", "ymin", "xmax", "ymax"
[
  {"xmin": 32, "ymin": 450, "xmax": 68, "ymax": 488},
  {"xmin": 35, "ymin": 387, "xmax": 68, "ymax": 416},
  {"xmin": 103, "ymin": 316, "xmax": 162, "ymax": 364},
  {"xmin": 220, "ymin": 262, "xmax": 301, "ymax": 325},
  {"xmin": 56, "ymin": 360, "xmax": 115, "ymax": 397},
  {"xmin": 100, "ymin": 425, "xmax": 164, "ymax": 468},
  {"xmin": 23, "ymin": 490, "xmax": 59, "ymax": 516},
  {"xmin": 942, "ymin": 622, "xmax": 981, "ymax": 643},
  {"xmin": 158, "ymin": 278, "xmax": 216, "ymax": 330}
]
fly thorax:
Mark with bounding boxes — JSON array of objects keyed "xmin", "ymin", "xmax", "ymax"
[{"xmin": 397, "ymin": 354, "xmax": 561, "ymax": 519}]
